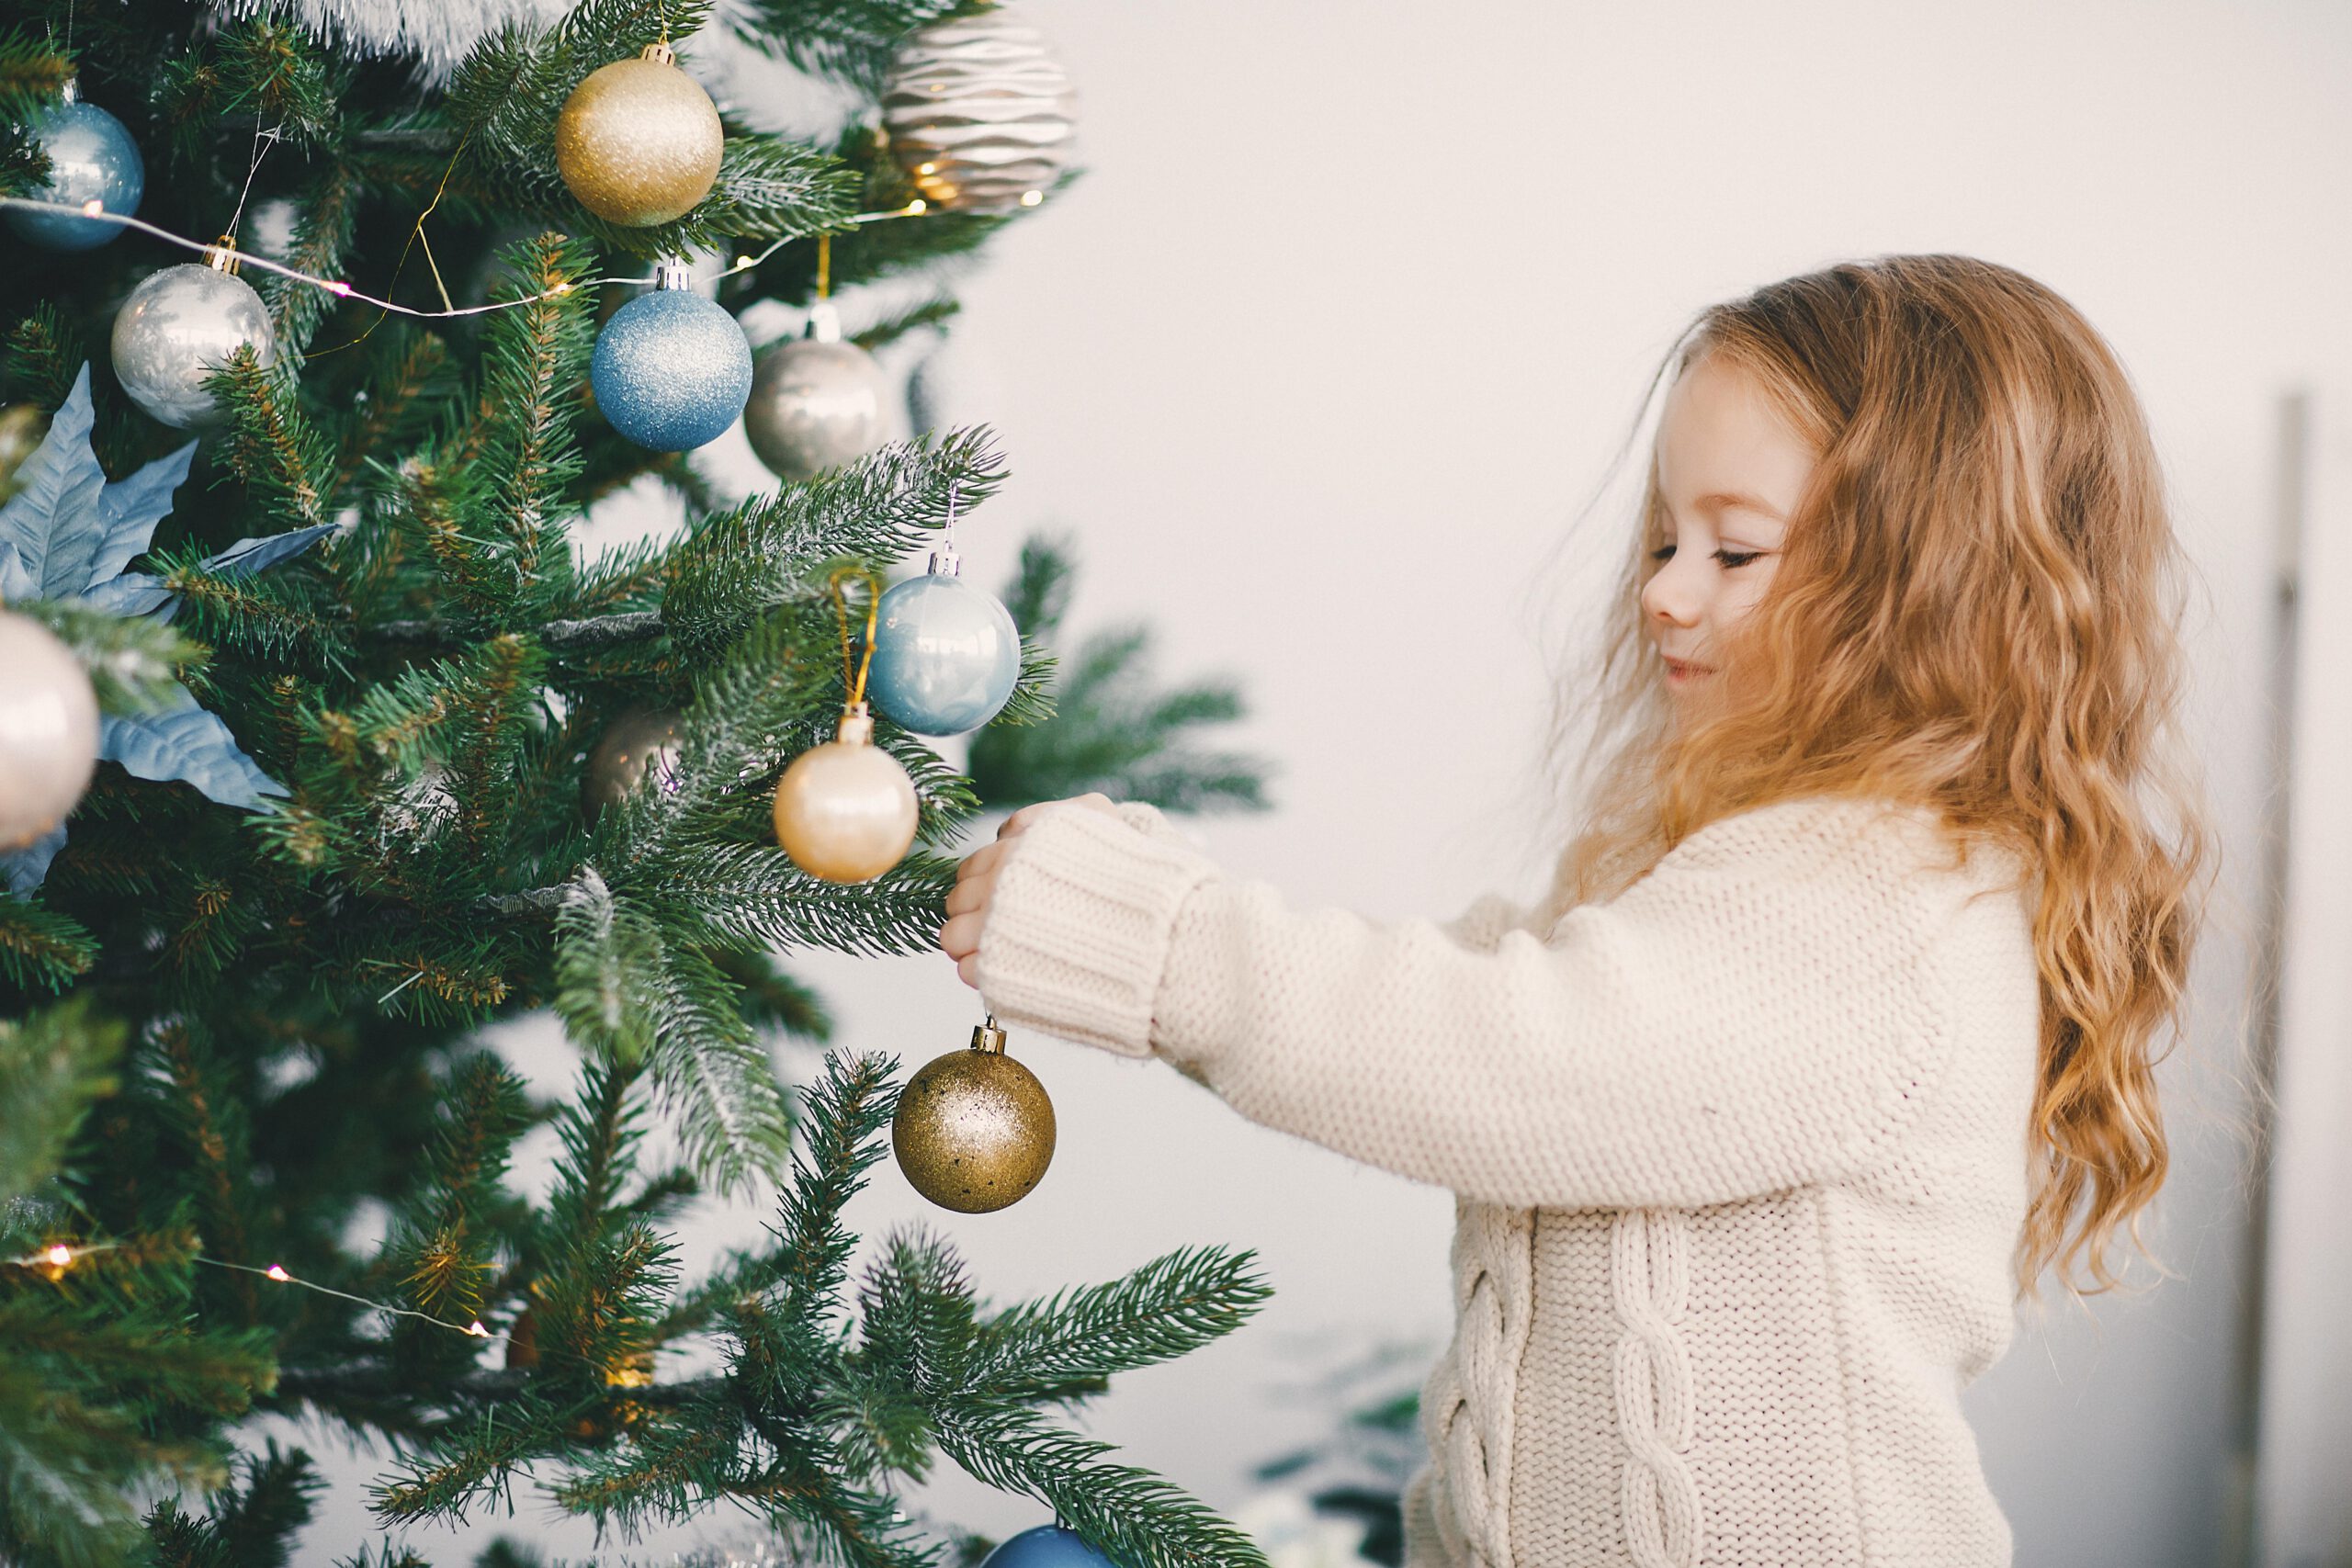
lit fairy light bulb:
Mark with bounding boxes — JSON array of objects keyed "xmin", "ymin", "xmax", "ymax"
[
  {"xmin": 467, "ymin": 1320, "xmax": 491, "ymax": 1337},
  {"xmin": 906, "ymin": 198, "xmax": 927, "ymax": 215},
  {"xmin": 1020, "ymin": 190, "xmax": 1042, "ymax": 206},
  {"xmin": 266, "ymin": 1263, "xmax": 291, "ymax": 1281},
  {"xmin": 46, "ymin": 1244, "xmax": 72, "ymax": 1267},
  {"xmin": 81, "ymin": 198, "xmax": 103, "ymax": 217}
]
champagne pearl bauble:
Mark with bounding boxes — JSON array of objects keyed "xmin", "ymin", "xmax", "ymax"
[
  {"xmin": 743, "ymin": 303, "xmax": 891, "ymax": 482},
  {"xmin": 110, "ymin": 254, "xmax": 277, "ymax": 430},
  {"xmin": 580, "ymin": 707, "xmax": 685, "ymax": 823},
  {"xmin": 0, "ymin": 611, "xmax": 101, "ymax": 850},
  {"xmin": 892, "ymin": 1018, "xmax": 1056, "ymax": 1213},
  {"xmin": 772, "ymin": 703, "xmax": 919, "ymax": 884},
  {"xmin": 6, "ymin": 83, "xmax": 144, "ymax": 251},
  {"xmin": 555, "ymin": 43, "xmax": 724, "ymax": 227},
  {"xmin": 865, "ymin": 547, "xmax": 1019, "ymax": 736},
  {"xmin": 880, "ymin": 6, "xmax": 1078, "ymax": 214}
]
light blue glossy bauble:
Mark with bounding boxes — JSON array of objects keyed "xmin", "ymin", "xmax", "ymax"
[
  {"xmin": 978, "ymin": 1527, "xmax": 1123, "ymax": 1568},
  {"xmin": 866, "ymin": 567, "xmax": 1020, "ymax": 736},
  {"xmin": 589, "ymin": 288, "xmax": 752, "ymax": 451},
  {"xmin": 8, "ymin": 95, "xmax": 144, "ymax": 251}
]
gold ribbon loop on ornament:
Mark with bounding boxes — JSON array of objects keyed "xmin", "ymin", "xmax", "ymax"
[{"xmin": 827, "ymin": 564, "xmax": 886, "ymax": 710}]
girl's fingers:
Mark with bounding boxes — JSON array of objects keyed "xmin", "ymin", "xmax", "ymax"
[
  {"xmin": 956, "ymin": 839, "xmax": 1005, "ymax": 880},
  {"xmin": 956, "ymin": 952, "xmax": 978, "ymax": 988},
  {"xmin": 944, "ymin": 873, "xmax": 985, "ymax": 917},
  {"xmin": 939, "ymin": 908, "xmax": 984, "ymax": 960}
]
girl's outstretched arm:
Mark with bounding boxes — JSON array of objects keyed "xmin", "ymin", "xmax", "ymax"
[{"xmin": 973, "ymin": 794, "xmax": 2017, "ymax": 1211}]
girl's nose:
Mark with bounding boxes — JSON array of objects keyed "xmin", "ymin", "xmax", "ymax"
[{"xmin": 1643, "ymin": 569, "xmax": 1702, "ymax": 627}]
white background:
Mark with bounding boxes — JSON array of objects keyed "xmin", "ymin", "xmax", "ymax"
[{"xmin": 288, "ymin": 2, "xmax": 2352, "ymax": 1563}]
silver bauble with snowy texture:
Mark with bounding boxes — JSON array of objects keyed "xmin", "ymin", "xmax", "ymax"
[
  {"xmin": 110, "ymin": 257, "xmax": 277, "ymax": 430},
  {"xmin": 743, "ymin": 303, "xmax": 891, "ymax": 482},
  {"xmin": 0, "ymin": 610, "xmax": 100, "ymax": 850},
  {"xmin": 880, "ymin": 5, "xmax": 1077, "ymax": 214}
]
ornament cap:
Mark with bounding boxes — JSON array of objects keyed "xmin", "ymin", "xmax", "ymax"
[
  {"xmin": 639, "ymin": 39, "xmax": 676, "ymax": 65},
  {"xmin": 203, "ymin": 234, "xmax": 243, "ymax": 276},
  {"xmin": 805, "ymin": 299, "xmax": 844, "ymax": 344},
  {"xmin": 652, "ymin": 256, "xmax": 693, "ymax": 291},
  {"xmin": 971, "ymin": 1014, "xmax": 1007, "ymax": 1054},
  {"xmin": 59, "ymin": 75, "xmax": 80, "ymax": 105},
  {"xmin": 836, "ymin": 701, "xmax": 875, "ymax": 746},
  {"xmin": 928, "ymin": 539, "xmax": 964, "ymax": 577}
]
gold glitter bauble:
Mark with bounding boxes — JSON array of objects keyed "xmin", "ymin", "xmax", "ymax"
[
  {"xmin": 879, "ymin": 5, "xmax": 1077, "ymax": 214},
  {"xmin": 554, "ymin": 43, "xmax": 724, "ymax": 227},
  {"xmin": 892, "ymin": 1017, "xmax": 1055, "ymax": 1213},
  {"xmin": 772, "ymin": 703, "xmax": 919, "ymax": 884}
]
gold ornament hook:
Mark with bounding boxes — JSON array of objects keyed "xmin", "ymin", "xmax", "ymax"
[
  {"xmin": 826, "ymin": 563, "xmax": 885, "ymax": 716},
  {"xmin": 203, "ymin": 233, "xmax": 243, "ymax": 276}
]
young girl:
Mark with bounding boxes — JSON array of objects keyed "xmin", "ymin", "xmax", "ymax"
[{"xmin": 937, "ymin": 254, "xmax": 2214, "ymax": 1568}]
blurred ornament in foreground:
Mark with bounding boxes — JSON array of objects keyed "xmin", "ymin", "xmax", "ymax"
[
  {"xmin": 109, "ymin": 242, "xmax": 277, "ymax": 430},
  {"xmin": 743, "ymin": 299, "xmax": 891, "ymax": 482},
  {"xmin": 881, "ymin": 5, "xmax": 1077, "ymax": 214},
  {"xmin": 0, "ymin": 610, "xmax": 100, "ymax": 851}
]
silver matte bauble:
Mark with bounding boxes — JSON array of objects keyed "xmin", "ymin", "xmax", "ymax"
[
  {"xmin": 743, "ymin": 303, "xmax": 891, "ymax": 482},
  {"xmin": 880, "ymin": 5, "xmax": 1078, "ymax": 214},
  {"xmin": 0, "ymin": 610, "xmax": 101, "ymax": 850},
  {"xmin": 110, "ymin": 258, "xmax": 277, "ymax": 430},
  {"xmin": 581, "ymin": 707, "xmax": 686, "ymax": 823}
]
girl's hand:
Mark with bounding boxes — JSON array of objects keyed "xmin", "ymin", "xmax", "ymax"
[{"xmin": 940, "ymin": 793, "xmax": 1125, "ymax": 988}]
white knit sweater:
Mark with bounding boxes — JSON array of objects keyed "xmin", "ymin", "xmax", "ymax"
[{"xmin": 972, "ymin": 793, "xmax": 2043, "ymax": 1568}]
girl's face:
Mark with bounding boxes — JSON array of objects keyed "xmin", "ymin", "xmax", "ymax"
[{"xmin": 1641, "ymin": 353, "xmax": 1815, "ymax": 707}]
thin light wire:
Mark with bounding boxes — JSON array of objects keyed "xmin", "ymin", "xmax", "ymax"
[
  {"xmin": 0, "ymin": 196, "xmax": 928, "ymax": 322},
  {"xmin": 226, "ymin": 107, "xmax": 283, "ymax": 243}
]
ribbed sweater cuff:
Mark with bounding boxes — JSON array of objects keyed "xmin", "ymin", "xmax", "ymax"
[{"xmin": 973, "ymin": 804, "xmax": 1224, "ymax": 1058}]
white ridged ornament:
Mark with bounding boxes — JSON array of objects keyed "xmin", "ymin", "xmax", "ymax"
[{"xmin": 879, "ymin": 5, "xmax": 1077, "ymax": 215}]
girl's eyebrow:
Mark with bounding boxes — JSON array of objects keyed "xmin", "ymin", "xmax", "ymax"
[{"xmin": 1696, "ymin": 490, "xmax": 1786, "ymax": 520}]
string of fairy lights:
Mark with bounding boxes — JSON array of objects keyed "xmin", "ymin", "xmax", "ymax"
[
  {"xmin": 6, "ymin": 1236, "xmax": 505, "ymax": 1343},
  {"xmin": 0, "ymin": 190, "xmax": 936, "ymax": 323}
]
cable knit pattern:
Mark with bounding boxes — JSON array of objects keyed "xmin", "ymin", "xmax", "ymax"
[{"xmin": 974, "ymin": 793, "xmax": 2043, "ymax": 1568}]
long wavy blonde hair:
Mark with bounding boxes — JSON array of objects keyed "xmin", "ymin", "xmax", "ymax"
[{"xmin": 1532, "ymin": 254, "xmax": 2220, "ymax": 1308}]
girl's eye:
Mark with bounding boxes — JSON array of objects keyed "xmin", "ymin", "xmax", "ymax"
[{"xmin": 1649, "ymin": 544, "xmax": 1764, "ymax": 569}]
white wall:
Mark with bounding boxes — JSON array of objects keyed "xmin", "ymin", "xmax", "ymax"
[{"xmin": 298, "ymin": 2, "xmax": 2352, "ymax": 1562}]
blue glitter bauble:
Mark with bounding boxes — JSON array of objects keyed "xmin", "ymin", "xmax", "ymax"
[
  {"xmin": 978, "ymin": 1527, "xmax": 1122, "ymax": 1568},
  {"xmin": 590, "ymin": 288, "xmax": 752, "ymax": 451},
  {"xmin": 865, "ymin": 569, "xmax": 1021, "ymax": 736},
  {"xmin": 8, "ymin": 96, "xmax": 144, "ymax": 251}
]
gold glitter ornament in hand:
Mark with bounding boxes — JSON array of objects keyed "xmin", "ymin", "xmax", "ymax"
[
  {"xmin": 892, "ymin": 1015, "xmax": 1056, "ymax": 1213},
  {"xmin": 772, "ymin": 567, "xmax": 921, "ymax": 884},
  {"xmin": 555, "ymin": 41, "xmax": 724, "ymax": 227}
]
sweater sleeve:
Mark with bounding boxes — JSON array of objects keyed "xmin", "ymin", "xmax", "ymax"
[{"xmin": 973, "ymin": 794, "xmax": 1991, "ymax": 1211}]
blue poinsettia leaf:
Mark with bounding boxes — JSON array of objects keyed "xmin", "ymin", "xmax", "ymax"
[
  {"xmin": 202, "ymin": 523, "xmax": 338, "ymax": 578},
  {"xmin": 1, "ymin": 827, "xmax": 68, "ymax": 897},
  {"xmin": 0, "ymin": 538, "xmax": 31, "ymax": 602},
  {"xmin": 0, "ymin": 365, "xmax": 108, "ymax": 597},
  {"xmin": 81, "ymin": 572, "xmax": 172, "ymax": 616},
  {"xmin": 100, "ymin": 690, "xmax": 287, "ymax": 810},
  {"xmin": 0, "ymin": 364, "xmax": 198, "ymax": 598},
  {"xmin": 90, "ymin": 441, "xmax": 199, "ymax": 585}
]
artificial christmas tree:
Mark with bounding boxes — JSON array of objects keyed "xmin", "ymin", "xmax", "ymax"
[{"xmin": 0, "ymin": 2, "xmax": 1273, "ymax": 1562}]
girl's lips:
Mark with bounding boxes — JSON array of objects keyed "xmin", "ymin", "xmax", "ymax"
[{"xmin": 1664, "ymin": 658, "xmax": 1714, "ymax": 679}]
